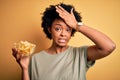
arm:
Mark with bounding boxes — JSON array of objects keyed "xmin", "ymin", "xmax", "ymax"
[
  {"xmin": 12, "ymin": 48, "xmax": 30, "ymax": 80},
  {"xmin": 22, "ymin": 69, "xmax": 30, "ymax": 80},
  {"xmin": 77, "ymin": 25, "xmax": 116, "ymax": 61},
  {"xmin": 56, "ymin": 5, "xmax": 116, "ymax": 61}
]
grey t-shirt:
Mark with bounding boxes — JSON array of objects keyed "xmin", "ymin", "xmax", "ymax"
[{"xmin": 29, "ymin": 46, "xmax": 95, "ymax": 80}]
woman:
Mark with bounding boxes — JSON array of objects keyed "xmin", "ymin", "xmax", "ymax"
[{"xmin": 12, "ymin": 3, "xmax": 116, "ymax": 80}]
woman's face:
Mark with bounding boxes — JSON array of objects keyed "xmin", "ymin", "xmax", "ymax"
[{"xmin": 50, "ymin": 19, "xmax": 72, "ymax": 47}]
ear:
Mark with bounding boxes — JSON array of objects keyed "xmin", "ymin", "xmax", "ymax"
[{"xmin": 48, "ymin": 27, "xmax": 51, "ymax": 33}]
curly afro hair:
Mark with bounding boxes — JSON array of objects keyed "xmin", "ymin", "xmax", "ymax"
[{"xmin": 41, "ymin": 3, "xmax": 82, "ymax": 39}]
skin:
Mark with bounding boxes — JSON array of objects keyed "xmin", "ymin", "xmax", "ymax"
[
  {"xmin": 46, "ymin": 19, "xmax": 72, "ymax": 54},
  {"xmin": 12, "ymin": 5, "xmax": 116, "ymax": 80},
  {"xmin": 55, "ymin": 5, "xmax": 116, "ymax": 60}
]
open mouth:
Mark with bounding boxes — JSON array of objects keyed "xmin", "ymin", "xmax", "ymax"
[{"xmin": 58, "ymin": 39, "xmax": 66, "ymax": 43}]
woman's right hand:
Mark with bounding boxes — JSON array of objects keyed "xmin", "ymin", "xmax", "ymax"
[{"xmin": 12, "ymin": 48, "xmax": 30, "ymax": 70}]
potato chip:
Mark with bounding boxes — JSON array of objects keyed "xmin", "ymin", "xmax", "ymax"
[{"xmin": 14, "ymin": 41, "xmax": 36, "ymax": 56}]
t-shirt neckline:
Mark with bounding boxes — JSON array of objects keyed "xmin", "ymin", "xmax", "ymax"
[{"xmin": 42, "ymin": 46, "xmax": 71, "ymax": 56}]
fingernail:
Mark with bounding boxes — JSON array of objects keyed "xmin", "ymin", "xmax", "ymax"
[{"xmin": 55, "ymin": 6, "xmax": 58, "ymax": 9}]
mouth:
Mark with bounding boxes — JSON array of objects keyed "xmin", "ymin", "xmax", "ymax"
[{"xmin": 58, "ymin": 39, "xmax": 66, "ymax": 43}]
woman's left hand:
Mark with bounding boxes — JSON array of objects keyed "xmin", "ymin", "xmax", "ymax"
[{"xmin": 55, "ymin": 5, "xmax": 77, "ymax": 29}]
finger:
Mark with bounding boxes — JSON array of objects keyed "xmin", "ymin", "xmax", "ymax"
[
  {"xmin": 56, "ymin": 6, "xmax": 69, "ymax": 18},
  {"xmin": 56, "ymin": 6, "xmax": 63, "ymax": 14},
  {"xmin": 56, "ymin": 6, "xmax": 69, "ymax": 14},
  {"xmin": 16, "ymin": 52, "xmax": 22, "ymax": 62},
  {"xmin": 12, "ymin": 48, "xmax": 18, "ymax": 57},
  {"xmin": 58, "ymin": 14, "xmax": 64, "ymax": 18},
  {"xmin": 12, "ymin": 48, "xmax": 16, "ymax": 52},
  {"xmin": 12, "ymin": 48, "xmax": 21, "ymax": 60},
  {"xmin": 58, "ymin": 5, "xmax": 68, "ymax": 13},
  {"xmin": 56, "ymin": 7, "xmax": 64, "ymax": 18},
  {"xmin": 71, "ymin": 8, "xmax": 74, "ymax": 15}
]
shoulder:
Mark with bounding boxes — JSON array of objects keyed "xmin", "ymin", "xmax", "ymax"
[
  {"xmin": 71, "ymin": 46, "xmax": 88, "ymax": 53},
  {"xmin": 68, "ymin": 46, "xmax": 88, "ymax": 58},
  {"xmin": 31, "ymin": 50, "xmax": 45, "ymax": 59}
]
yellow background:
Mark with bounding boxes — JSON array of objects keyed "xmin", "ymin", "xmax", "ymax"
[{"xmin": 0, "ymin": 0, "xmax": 120, "ymax": 80}]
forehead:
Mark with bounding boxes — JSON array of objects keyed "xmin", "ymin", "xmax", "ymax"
[{"xmin": 52, "ymin": 19, "xmax": 67, "ymax": 26}]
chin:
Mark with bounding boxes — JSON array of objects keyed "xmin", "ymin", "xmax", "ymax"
[{"xmin": 57, "ymin": 43, "xmax": 67, "ymax": 47}]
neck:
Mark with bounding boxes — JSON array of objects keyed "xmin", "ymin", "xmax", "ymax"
[{"xmin": 47, "ymin": 43, "xmax": 68, "ymax": 54}]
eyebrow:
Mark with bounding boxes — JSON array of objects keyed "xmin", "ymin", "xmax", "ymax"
[{"xmin": 53, "ymin": 23, "xmax": 62, "ymax": 26}]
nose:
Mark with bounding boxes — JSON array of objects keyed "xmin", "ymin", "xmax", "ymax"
[{"xmin": 60, "ymin": 29, "xmax": 66, "ymax": 36}]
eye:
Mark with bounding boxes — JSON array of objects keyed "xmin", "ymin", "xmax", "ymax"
[
  {"xmin": 55, "ymin": 27, "xmax": 62, "ymax": 32},
  {"xmin": 66, "ymin": 28, "xmax": 72, "ymax": 32}
]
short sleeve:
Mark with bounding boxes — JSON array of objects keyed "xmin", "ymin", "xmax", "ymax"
[
  {"xmin": 28, "ymin": 57, "xmax": 32, "ymax": 80},
  {"xmin": 83, "ymin": 46, "xmax": 95, "ymax": 69}
]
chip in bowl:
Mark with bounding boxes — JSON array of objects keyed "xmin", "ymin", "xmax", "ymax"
[{"xmin": 14, "ymin": 41, "xmax": 36, "ymax": 56}]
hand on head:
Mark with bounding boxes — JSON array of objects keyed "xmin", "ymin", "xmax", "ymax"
[{"xmin": 55, "ymin": 5, "xmax": 77, "ymax": 29}]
